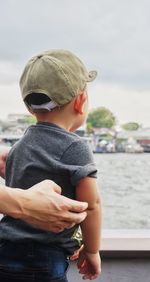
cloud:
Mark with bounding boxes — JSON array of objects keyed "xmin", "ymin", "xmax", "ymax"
[
  {"xmin": 0, "ymin": 84, "xmax": 27, "ymax": 120},
  {"xmin": 0, "ymin": 80, "xmax": 149, "ymax": 127},
  {"xmin": 0, "ymin": 0, "xmax": 150, "ymax": 88},
  {"xmin": 0, "ymin": 0, "xmax": 150, "ymax": 125},
  {"xmin": 88, "ymin": 82, "xmax": 150, "ymax": 126},
  {"xmin": 0, "ymin": 61, "xmax": 21, "ymax": 84}
]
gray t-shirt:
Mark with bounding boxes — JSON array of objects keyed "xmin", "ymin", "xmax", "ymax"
[{"xmin": 0, "ymin": 122, "xmax": 97, "ymax": 255}]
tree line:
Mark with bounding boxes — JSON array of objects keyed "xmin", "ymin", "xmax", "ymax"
[
  {"xmin": 0, "ymin": 107, "xmax": 140, "ymax": 132},
  {"xmin": 87, "ymin": 107, "xmax": 140, "ymax": 131}
]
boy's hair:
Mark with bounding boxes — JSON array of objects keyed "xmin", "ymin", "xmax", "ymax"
[{"xmin": 20, "ymin": 49, "xmax": 97, "ymax": 112}]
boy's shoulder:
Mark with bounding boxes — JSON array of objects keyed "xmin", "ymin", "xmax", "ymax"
[
  {"xmin": 61, "ymin": 134, "xmax": 94, "ymax": 163},
  {"xmin": 30, "ymin": 121, "xmax": 83, "ymax": 144},
  {"xmin": 19, "ymin": 122, "xmax": 89, "ymax": 158}
]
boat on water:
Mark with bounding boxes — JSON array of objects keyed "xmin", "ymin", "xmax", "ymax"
[
  {"xmin": 93, "ymin": 140, "xmax": 116, "ymax": 153},
  {"xmin": 125, "ymin": 138, "xmax": 144, "ymax": 153}
]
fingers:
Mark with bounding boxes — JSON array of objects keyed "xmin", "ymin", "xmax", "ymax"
[
  {"xmin": 66, "ymin": 198, "xmax": 88, "ymax": 212},
  {"xmin": 83, "ymin": 274, "xmax": 98, "ymax": 280},
  {"xmin": 24, "ymin": 182, "xmax": 88, "ymax": 232},
  {"xmin": 70, "ymin": 245, "xmax": 84, "ymax": 261},
  {"xmin": 82, "ymin": 270, "xmax": 100, "ymax": 280},
  {"xmin": 63, "ymin": 210, "xmax": 87, "ymax": 224},
  {"xmin": 51, "ymin": 221, "xmax": 75, "ymax": 231},
  {"xmin": 77, "ymin": 256, "xmax": 101, "ymax": 280},
  {"xmin": 24, "ymin": 217, "xmax": 76, "ymax": 233},
  {"xmin": 79, "ymin": 265, "xmax": 99, "ymax": 280},
  {"xmin": 24, "ymin": 219, "xmax": 63, "ymax": 233}
]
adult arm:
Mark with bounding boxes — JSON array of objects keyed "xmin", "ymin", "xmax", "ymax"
[
  {"xmin": 0, "ymin": 150, "xmax": 88, "ymax": 232},
  {"xmin": 0, "ymin": 180, "xmax": 88, "ymax": 232}
]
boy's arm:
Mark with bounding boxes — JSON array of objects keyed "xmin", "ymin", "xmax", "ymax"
[
  {"xmin": 76, "ymin": 177, "xmax": 102, "ymax": 279},
  {"xmin": 76, "ymin": 177, "xmax": 102, "ymax": 253}
]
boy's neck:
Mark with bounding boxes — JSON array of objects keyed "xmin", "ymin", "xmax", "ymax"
[{"xmin": 35, "ymin": 110, "xmax": 77, "ymax": 132}]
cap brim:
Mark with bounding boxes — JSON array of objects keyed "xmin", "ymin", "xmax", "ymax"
[{"xmin": 87, "ymin": 70, "xmax": 97, "ymax": 82}]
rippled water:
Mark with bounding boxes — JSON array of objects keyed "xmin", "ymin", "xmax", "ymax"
[
  {"xmin": 94, "ymin": 153, "xmax": 150, "ymax": 229},
  {"xmin": 0, "ymin": 153, "xmax": 150, "ymax": 229}
]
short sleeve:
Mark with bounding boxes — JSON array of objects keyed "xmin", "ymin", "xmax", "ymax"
[{"xmin": 61, "ymin": 139, "xmax": 97, "ymax": 186}]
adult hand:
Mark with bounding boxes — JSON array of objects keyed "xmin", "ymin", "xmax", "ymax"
[{"xmin": 9, "ymin": 180, "xmax": 88, "ymax": 232}]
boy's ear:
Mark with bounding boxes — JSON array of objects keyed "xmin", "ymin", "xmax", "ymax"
[{"xmin": 74, "ymin": 92, "xmax": 87, "ymax": 114}]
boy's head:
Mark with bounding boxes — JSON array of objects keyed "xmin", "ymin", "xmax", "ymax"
[{"xmin": 19, "ymin": 49, "xmax": 97, "ymax": 113}]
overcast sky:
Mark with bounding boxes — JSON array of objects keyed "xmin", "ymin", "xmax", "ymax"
[{"xmin": 0, "ymin": 0, "xmax": 150, "ymax": 126}]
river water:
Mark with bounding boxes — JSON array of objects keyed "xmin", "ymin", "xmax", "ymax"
[
  {"xmin": 0, "ymin": 153, "xmax": 150, "ymax": 229},
  {"xmin": 94, "ymin": 153, "xmax": 150, "ymax": 229}
]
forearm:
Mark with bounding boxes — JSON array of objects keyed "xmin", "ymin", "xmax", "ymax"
[
  {"xmin": 80, "ymin": 202, "xmax": 102, "ymax": 253},
  {"xmin": 0, "ymin": 181, "xmax": 88, "ymax": 232},
  {"xmin": 76, "ymin": 177, "xmax": 102, "ymax": 253}
]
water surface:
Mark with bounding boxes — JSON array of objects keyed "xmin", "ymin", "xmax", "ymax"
[
  {"xmin": 95, "ymin": 153, "xmax": 150, "ymax": 229},
  {"xmin": 0, "ymin": 153, "xmax": 149, "ymax": 229}
]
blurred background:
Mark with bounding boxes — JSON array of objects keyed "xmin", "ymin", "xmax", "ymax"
[{"xmin": 0, "ymin": 0, "xmax": 150, "ymax": 230}]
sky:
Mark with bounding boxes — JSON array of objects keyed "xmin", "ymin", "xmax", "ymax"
[{"xmin": 0, "ymin": 0, "xmax": 150, "ymax": 126}]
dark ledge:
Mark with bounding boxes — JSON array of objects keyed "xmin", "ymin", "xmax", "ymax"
[{"xmin": 101, "ymin": 250, "xmax": 150, "ymax": 259}]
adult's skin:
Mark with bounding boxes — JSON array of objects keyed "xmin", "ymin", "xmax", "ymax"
[{"xmin": 0, "ymin": 149, "xmax": 88, "ymax": 232}]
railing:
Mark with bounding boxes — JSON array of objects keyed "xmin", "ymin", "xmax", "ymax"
[
  {"xmin": 101, "ymin": 229, "xmax": 150, "ymax": 258},
  {"xmin": 102, "ymin": 229, "xmax": 150, "ymax": 251}
]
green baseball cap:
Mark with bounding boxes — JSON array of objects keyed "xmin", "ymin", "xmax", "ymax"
[{"xmin": 20, "ymin": 49, "xmax": 97, "ymax": 109}]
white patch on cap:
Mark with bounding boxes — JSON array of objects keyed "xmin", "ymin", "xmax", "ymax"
[{"xmin": 31, "ymin": 101, "xmax": 58, "ymax": 111}]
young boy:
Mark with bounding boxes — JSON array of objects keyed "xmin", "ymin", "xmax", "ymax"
[{"xmin": 0, "ymin": 49, "xmax": 102, "ymax": 281}]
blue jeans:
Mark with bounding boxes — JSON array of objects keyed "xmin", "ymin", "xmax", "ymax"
[{"xmin": 0, "ymin": 240, "xmax": 69, "ymax": 282}]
